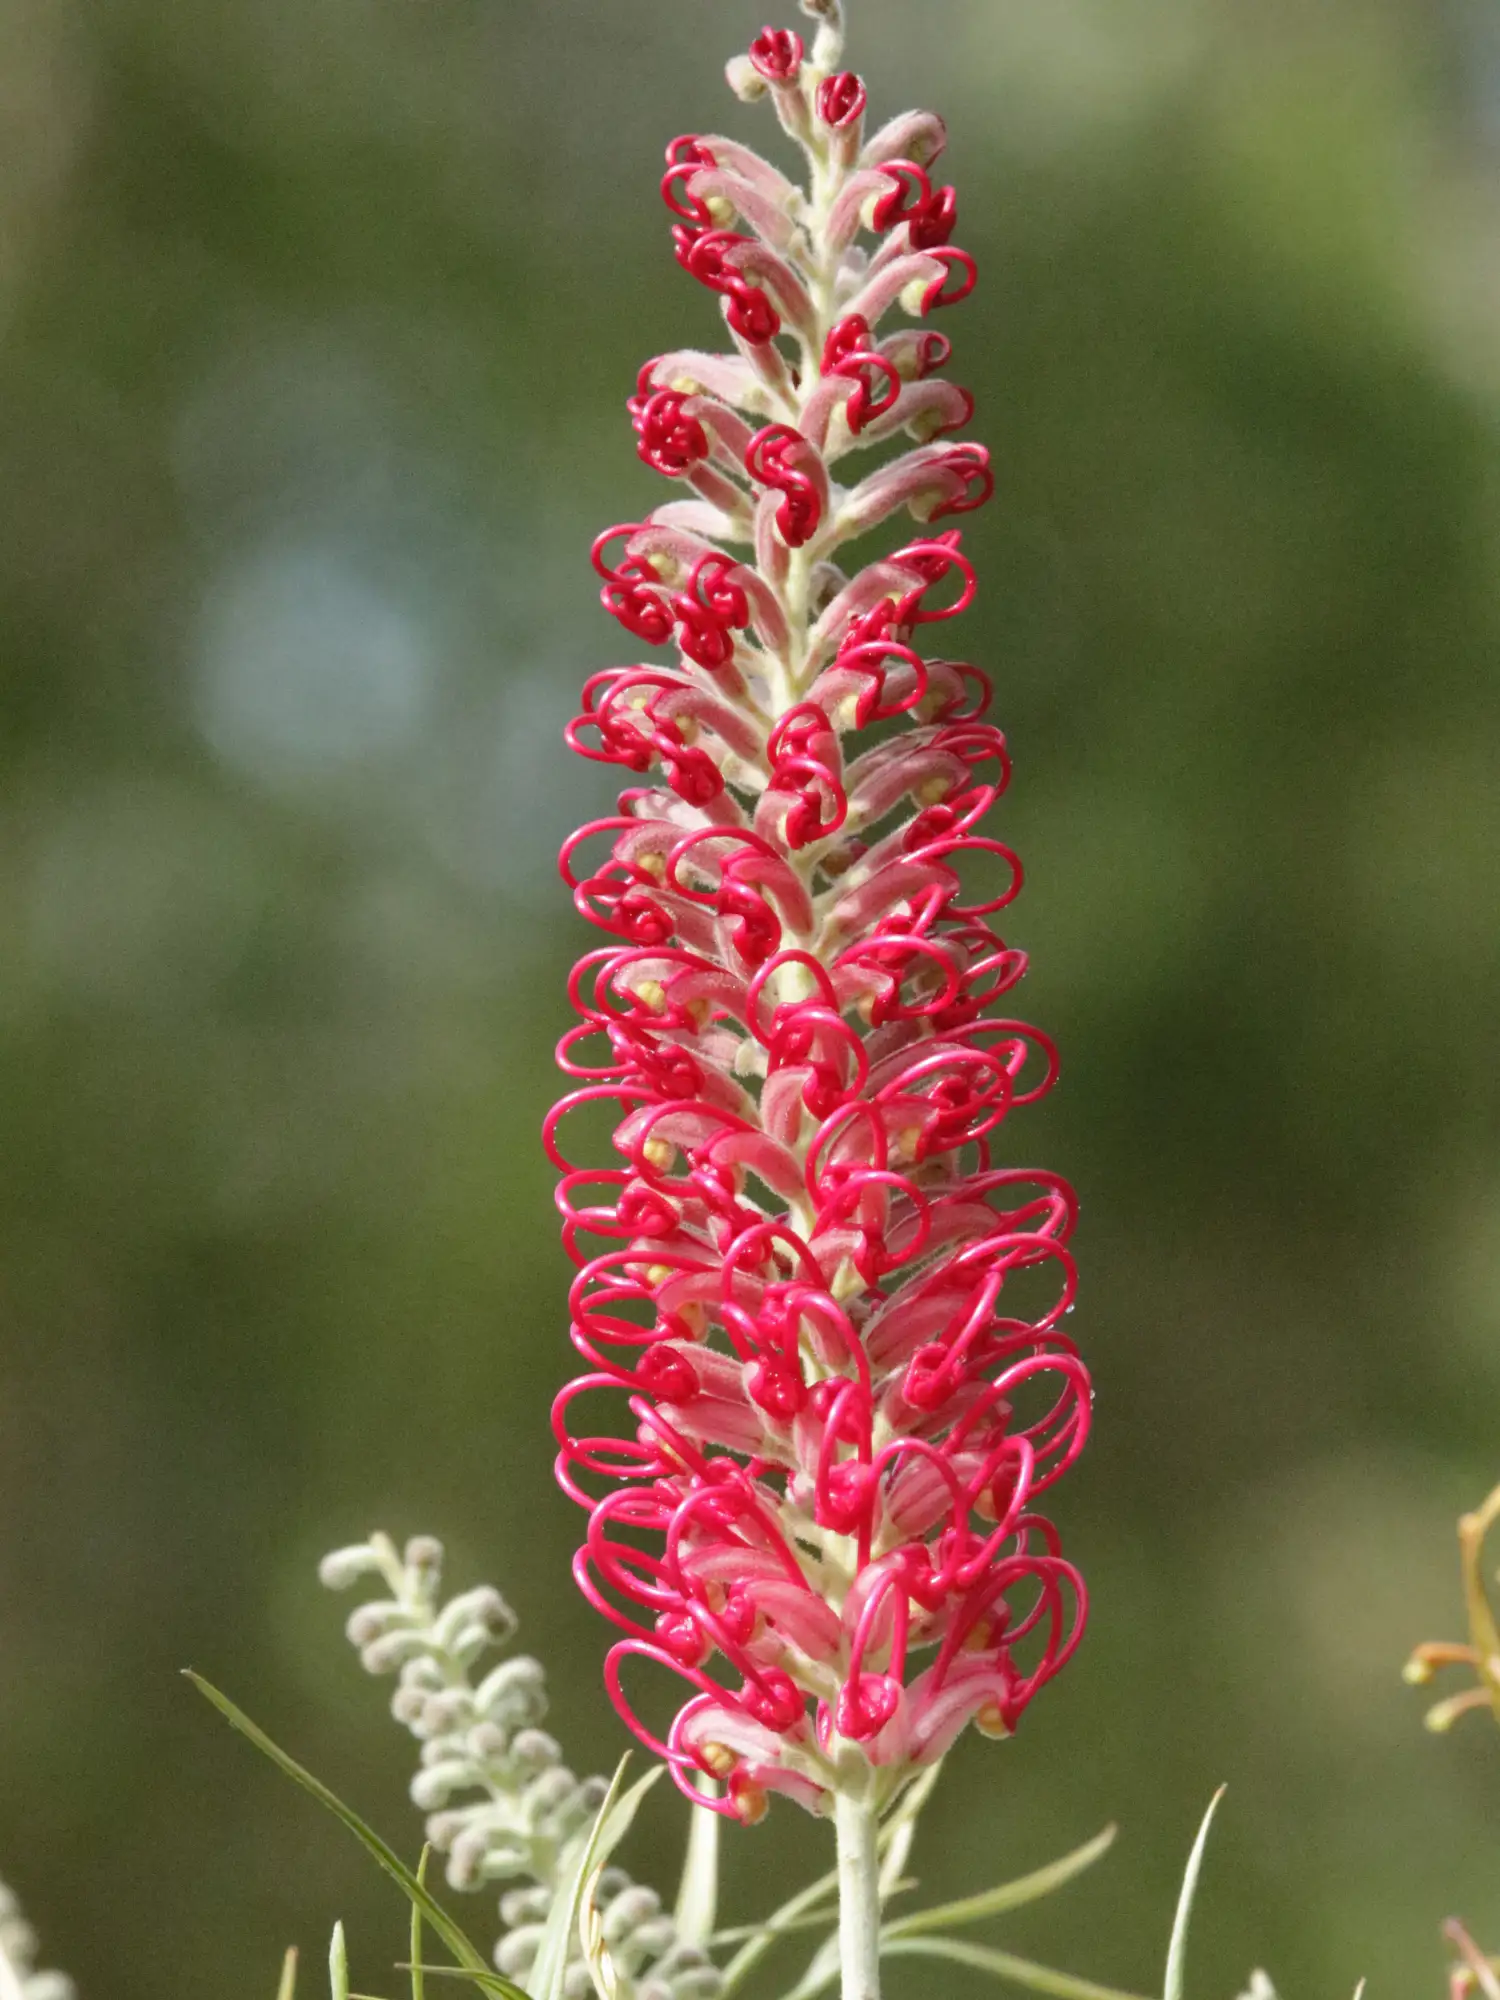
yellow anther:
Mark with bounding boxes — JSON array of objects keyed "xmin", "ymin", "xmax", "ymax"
[
  {"xmin": 975, "ymin": 1700, "xmax": 1010, "ymax": 1739},
  {"xmin": 642, "ymin": 1140, "xmax": 676, "ymax": 1173},
  {"xmin": 735, "ymin": 1780, "xmax": 770, "ymax": 1826}
]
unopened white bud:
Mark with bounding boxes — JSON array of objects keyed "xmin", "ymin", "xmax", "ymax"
[
  {"xmin": 404, "ymin": 1535, "xmax": 444, "ymax": 1577},
  {"xmin": 603, "ymin": 1886, "xmax": 662, "ymax": 1944},
  {"xmin": 673, "ymin": 1970, "xmax": 726, "ymax": 2000},
  {"xmin": 420, "ymin": 1689, "xmax": 473, "ymax": 1734},
  {"xmin": 319, "ymin": 1545, "xmax": 382, "ymax": 1590},
  {"xmin": 390, "ymin": 1684, "xmax": 430, "ymax": 1727},
  {"xmin": 500, "ymin": 1886, "xmax": 552, "ymax": 1929},
  {"xmin": 411, "ymin": 1757, "xmax": 480, "ymax": 1811},
  {"xmin": 475, "ymin": 1656, "xmax": 548, "ymax": 1725},
  {"xmin": 509, "ymin": 1728, "xmax": 561, "ymax": 1770},
  {"xmin": 467, "ymin": 1721, "xmax": 510, "ymax": 1761},
  {"xmin": 495, "ymin": 1925, "xmax": 545, "ymax": 1979},
  {"xmin": 360, "ymin": 1629, "xmax": 429, "ymax": 1673},
  {"xmin": 434, "ymin": 1586, "xmax": 516, "ymax": 1654},
  {"xmin": 725, "ymin": 55, "xmax": 767, "ymax": 101},
  {"xmin": 524, "ymin": 1767, "xmax": 579, "ymax": 1817},
  {"xmin": 345, "ymin": 1602, "xmax": 398, "ymax": 1646}
]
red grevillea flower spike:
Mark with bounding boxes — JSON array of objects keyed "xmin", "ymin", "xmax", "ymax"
[{"xmin": 550, "ymin": 0, "xmax": 1090, "ymax": 1860}]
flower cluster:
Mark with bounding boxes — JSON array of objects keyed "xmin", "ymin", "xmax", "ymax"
[
  {"xmin": 322, "ymin": 1534, "xmax": 723, "ymax": 2000},
  {"xmin": 0, "ymin": 1878, "xmax": 72, "ymax": 2000},
  {"xmin": 550, "ymin": 0, "xmax": 1089, "ymax": 1825},
  {"xmin": 1404, "ymin": 1482, "xmax": 1500, "ymax": 1736}
]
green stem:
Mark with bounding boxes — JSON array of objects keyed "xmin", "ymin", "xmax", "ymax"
[{"xmin": 835, "ymin": 1789, "xmax": 882, "ymax": 2000}]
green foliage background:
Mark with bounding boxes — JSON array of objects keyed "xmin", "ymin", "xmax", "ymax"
[{"xmin": 0, "ymin": 0, "xmax": 1497, "ymax": 1991}]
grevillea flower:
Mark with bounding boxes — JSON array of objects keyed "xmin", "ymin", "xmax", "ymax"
[{"xmin": 551, "ymin": 0, "xmax": 1090, "ymax": 1827}]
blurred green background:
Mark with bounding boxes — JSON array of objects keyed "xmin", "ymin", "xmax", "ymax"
[{"xmin": 1, "ymin": 0, "xmax": 1498, "ymax": 1992}]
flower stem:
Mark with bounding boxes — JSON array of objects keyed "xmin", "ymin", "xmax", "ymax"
[{"xmin": 835, "ymin": 1788, "xmax": 882, "ymax": 2000}]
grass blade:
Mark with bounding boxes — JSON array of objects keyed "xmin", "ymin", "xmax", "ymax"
[
  {"xmin": 884, "ymin": 1824, "xmax": 1118, "ymax": 1940},
  {"xmin": 330, "ymin": 1925, "xmax": 350, "ymax": 2000},
  {"xmin": 185, "ymin": 1671, "xmax": 524, "ymax": 2000},
  {"xmin": 277, "ymin": 1950, "xmax": 299, "ymax": 2000},
  {"xmin": 1163, "ymin": 1788, "xmax": 1226, "ymax": 2000},
  {"xmin": 883, "ymin": 1937, "xmax": 1153, "ymax": 2000}
]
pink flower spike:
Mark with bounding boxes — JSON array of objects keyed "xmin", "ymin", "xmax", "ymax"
[{"xmin": 552, "ymin": 3, "xmax": 1091, "ymax": 1823}]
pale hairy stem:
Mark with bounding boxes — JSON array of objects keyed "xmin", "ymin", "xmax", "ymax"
[{"xmin": 835, "ymin": 1789, "xmax": 883, "ymax": 2000}]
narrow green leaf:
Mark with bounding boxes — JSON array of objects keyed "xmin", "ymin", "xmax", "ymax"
[
  {"xmin": 277, "ymin": 1949, "xmax": 299, "ymax": 2000},
  {"xmin": 777, "ymin": 1931, "xmax": 842, "ymax": 2000},
  {"xmin": 673, "ymin": 1787, "xmax": 721, "ymax": 1949},
  {"xmin": 530, "ymin": 1759, "xmax": 627, "ymax": 2000},
  {"xmin": 330, "ymin": 1925, "xmax": 350, "ymax": 2000},
  {"xmin": 532, "ymin": 1757, "xmax": 663, "ymax": 2000},
  {"xmin": 883, "ymin": 1936, "xmax": 1153, "ymax": 2000},
  {"xmin": 719, "ymin": 1865, "xmax": 840, "ymax": 1996},
  {"xmin": 580, "ymin": 1765, "xmax": 669, "ymax": 1998},
  {"xmin": 411, "ymin": 1847, "xmax": 431, "ymax": 2000},
  {"xmin": 1163, "ymin": 1788, "xmax": 1226, "ymax": 2000},
  {"xmin": 885, "ymin": 1824, "xmax": 1117, "ymax": 1940},
  {"xmin": 711, "ymin": 1885, "xmax": 918, "ymax": 1950},
  {"xmin": 878, "ymin": 1762, "xmax": 942, "ymax": 1898},
  {"xmin": 713, "ymin": 1910, "xmax": 843, "ymax": 1949},
  {"xmin": 184, "ymin": 1672, "xmax": 524, "ymax": 2000},
  {"xmin": 1351, "ymin": 1983, "xmax": 1367, "ymax": 2000}
]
